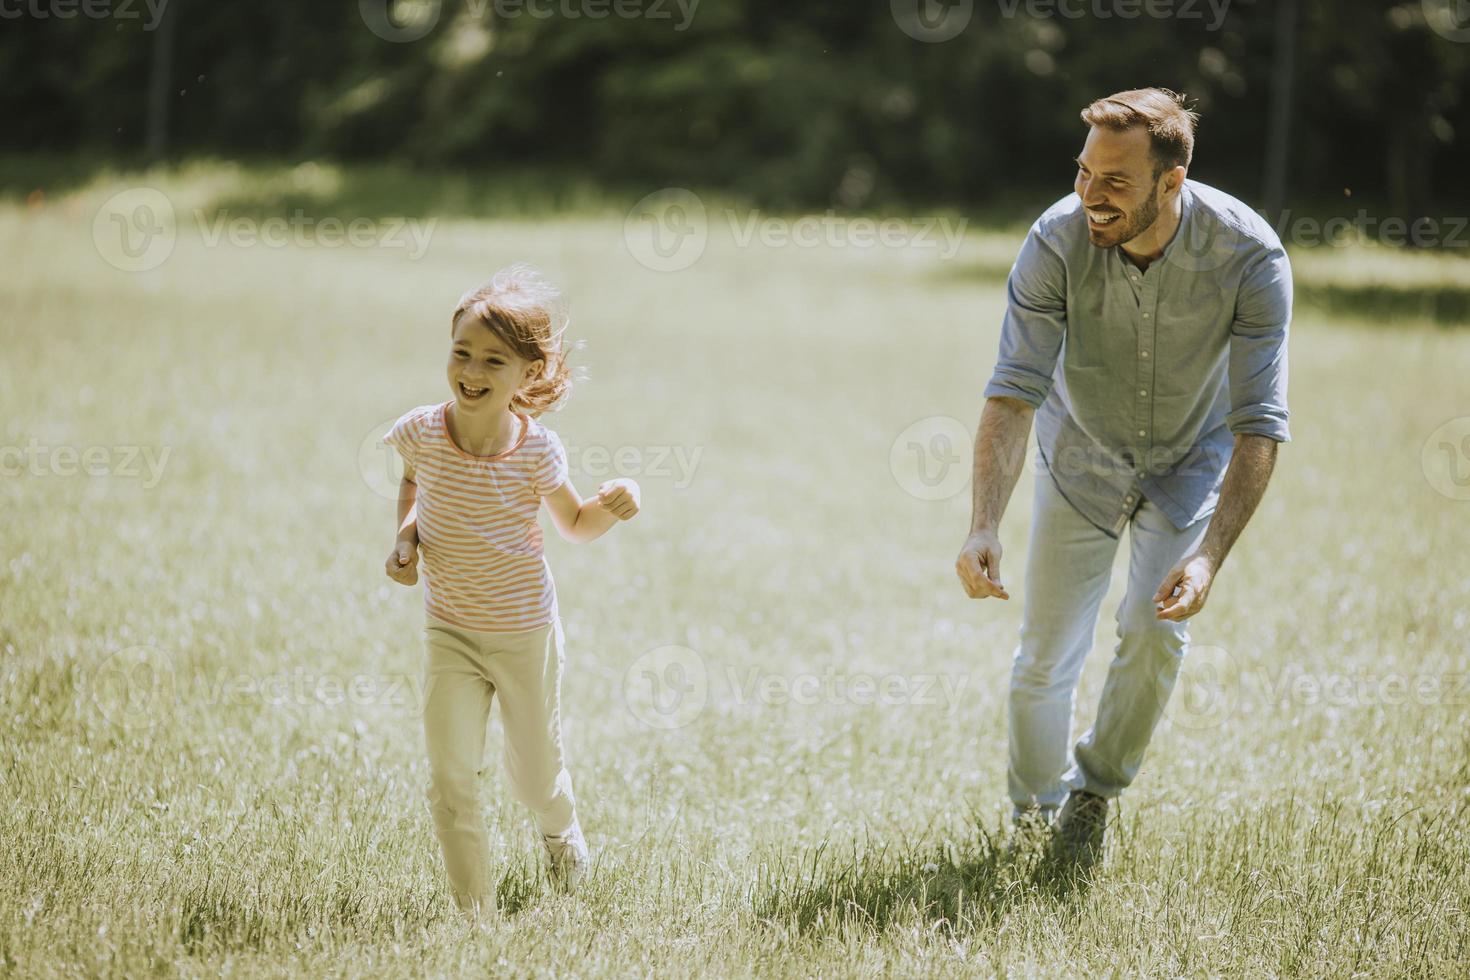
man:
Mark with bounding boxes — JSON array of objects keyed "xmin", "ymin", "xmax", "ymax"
[{"xmin": 954, "ymin": 88, "xmax": 1290, "ymax": 867}]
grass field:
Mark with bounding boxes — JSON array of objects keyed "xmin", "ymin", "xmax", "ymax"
[{"xmin": 3, "ymin": 161, "xmax": 1469, "ymax": 977}]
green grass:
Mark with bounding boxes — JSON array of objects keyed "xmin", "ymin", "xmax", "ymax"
[{"xmin": 2, "ymin": 160, "xmax": 1468, "ymax": 977}]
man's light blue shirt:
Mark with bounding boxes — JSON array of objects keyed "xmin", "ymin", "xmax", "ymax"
[{"xmin": 984, "ymin": 179, "xmax": 1292, "ymax": 538}]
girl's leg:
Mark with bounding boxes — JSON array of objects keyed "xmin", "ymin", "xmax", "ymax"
[
  {"xmin": 421, "ymin": 621, "xmax": 497, "ymax": 918},
  {"xmin": 485, "ymin": 619, "xmax": 577, "ymax": 838}
]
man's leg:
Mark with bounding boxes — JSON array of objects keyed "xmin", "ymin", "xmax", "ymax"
[
  {"xmin": 1067, "ymin": 495, "xmax": 1210, "ymax": 798},
  {"xmin": 1008, "ymin": 471, "xmax": 1121, "ymax": 818}
]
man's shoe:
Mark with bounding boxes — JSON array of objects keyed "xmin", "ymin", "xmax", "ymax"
[
  {"xmin": 1003, "ymin": 806, "xmax": 1057, "ymax": 858},
  {"xmin": 543, "ymin": 820, "xmax": 590, "ymax": 893},
  {"xmin": 1054, "ymin": 790, "xmax": 1109, "ymax": 869}
]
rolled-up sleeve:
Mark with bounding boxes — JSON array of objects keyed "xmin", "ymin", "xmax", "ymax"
[
  {"xmin": 983, "ymin": 226, "xmax": 1067, "ymax": 409},
  {"xmin": 1225, "ymin": 246, "xmax": 1292, "ymax": 442}
]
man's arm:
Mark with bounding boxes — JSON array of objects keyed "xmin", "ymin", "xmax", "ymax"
[
  {"xmin": 955, "ymin": 396, "xmax": 1034, "ymax": 600},
  {"xmin": 1154, "ymin": 434, "xmax": 1278, "ymax": 620},
  {"xmin": 1199, "ymin": 433, "xmax": 1277, "ymax": 568},
  {"xmin": 1155, "ymin": 241, "xmax": 1291, "ymax": 621},
  {"xmin": 957, "ymin": 222, "xmax": 1066, "ymax": 601}
]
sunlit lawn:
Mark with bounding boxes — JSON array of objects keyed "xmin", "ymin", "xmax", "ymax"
[{"xmin": 2, "ymin": 161, "xmax": 1468, "ymax": 976}]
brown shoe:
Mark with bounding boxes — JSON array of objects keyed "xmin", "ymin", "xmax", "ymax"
[
  {"xmin": 1003, "ymin": 806, "xmax": 1057, "ymax": 858},
  {"xmin": 1054, "ymin": 790, "xmax": 1109, "ymax": 869}
]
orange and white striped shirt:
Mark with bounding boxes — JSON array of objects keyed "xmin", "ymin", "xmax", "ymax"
[{"xmin": 384, "ymin": 402, "xmax": 568, "ymax": 632}]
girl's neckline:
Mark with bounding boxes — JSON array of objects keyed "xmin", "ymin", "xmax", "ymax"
[{"xmin": 439, "ymin": 401, "xmax": 530, "ymax": 461}]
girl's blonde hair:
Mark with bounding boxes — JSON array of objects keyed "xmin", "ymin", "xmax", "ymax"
[{"xmin": 451, "ymin": 263, "xmax": 575, "ymax": 416}]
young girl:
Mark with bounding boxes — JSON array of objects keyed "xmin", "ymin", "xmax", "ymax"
[{"xmin": 382, "ymin": 264, "xmax": 639, "ymax": 924}]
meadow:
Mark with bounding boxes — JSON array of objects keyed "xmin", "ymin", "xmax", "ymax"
[{"xmin": 2, "ymin": 160, "xmax": 1468, "ymax": 977}]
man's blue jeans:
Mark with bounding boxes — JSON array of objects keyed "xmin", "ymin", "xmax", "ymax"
[{"xmin": 1008, "ymin": 466, "xmax": 1210, "ymax": 817}]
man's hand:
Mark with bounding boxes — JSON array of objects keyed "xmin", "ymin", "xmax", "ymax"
[
  {"xmin": 1153, "ymin": 551, "xmax": 1216, "ymax": 620},
  {"xmin": 385, "ymin": 540, "xmax": 418, "ymax": 586},
  {"xmin": 596, "ymin": 478, "xmax": 641, "ymax": 521},
  {"xmin": 955, "ymin": 529, "xmax": 1010, "ymax": 600}
]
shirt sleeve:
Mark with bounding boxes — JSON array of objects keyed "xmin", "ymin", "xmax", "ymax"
[
  {"xmin": 382, "ymin": 408, "xmax": 425, "ymax": 473},
  {"xmin": 982, "ymin": 224, "xmax": 1068, "ymax": 409},
  {"xmin": 533, "ymin": 427, "xmax": 569, "ymax": 496},
  {"xmin": 1225, "ymin": 246, "xmax": 1292, "ymax": 442}
]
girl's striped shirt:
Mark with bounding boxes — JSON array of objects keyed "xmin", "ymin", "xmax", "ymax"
[{"xmin": 384, "ymin": 402, "xmax": 568, "ymax": 632}]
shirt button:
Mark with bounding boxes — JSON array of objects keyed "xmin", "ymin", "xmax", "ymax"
[
  {"xmin": 1124, "ymin": 495, "xmax": 1136, "ymax": 505},
  {"xmin": 1137, "ymin": 429, "xmax": 1146, "ymax": 438},
  {"xmin": 1140, "ymin": 350, "xmax": 1151, "ymax": 358},
  {"xmin": 1142, "ymin": 312, "xmax": 1151, "ymax": 319},
  {"xmin": 1139, "ymin": 388, "xmax": 1148, "ymax": 396}
]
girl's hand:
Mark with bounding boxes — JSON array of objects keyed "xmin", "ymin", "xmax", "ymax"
[
  {"xmin": 385, "ymin": 540, "xmax": 419, "ymax": 585},
  {"xmin": 596, "ymin": 479, "xmax": 640, "ymax": 521}
]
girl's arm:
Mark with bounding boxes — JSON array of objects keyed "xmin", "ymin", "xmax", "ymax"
[
  {"xmin": 385, "ymin": 461, "xmax": 419, "ymax": 585},
  {"xmin": 543, "ymin": 478, "xmax": 640, "ymax": 544},
  {"xmin": 395, "ymin": 461, "xmax": 419, "ymax": 545}
]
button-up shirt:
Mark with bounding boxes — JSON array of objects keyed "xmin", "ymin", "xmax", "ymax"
[{"xmin": 983, "ymin": 179, "xmax": 1291, "ymax": 538}]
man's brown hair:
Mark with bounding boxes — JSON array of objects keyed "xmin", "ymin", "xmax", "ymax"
[{"xmin": 1080, "ymin": 87, "xmax": 1199, "ymax": 177}]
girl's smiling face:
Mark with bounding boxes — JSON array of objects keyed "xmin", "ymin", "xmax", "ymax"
[{"xmin": 447, "ymin": 313, "xmax": 543, "ymax": 416}]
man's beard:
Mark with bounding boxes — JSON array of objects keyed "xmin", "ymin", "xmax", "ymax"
[{"xmin": 1088, "ymin": 188, "xmax": 1161, "ymax": 249}]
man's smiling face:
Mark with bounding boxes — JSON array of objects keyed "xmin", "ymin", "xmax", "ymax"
[{"xmin": 1073, "ymin": 124, "xmax": 1170, "ymax": 249}]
